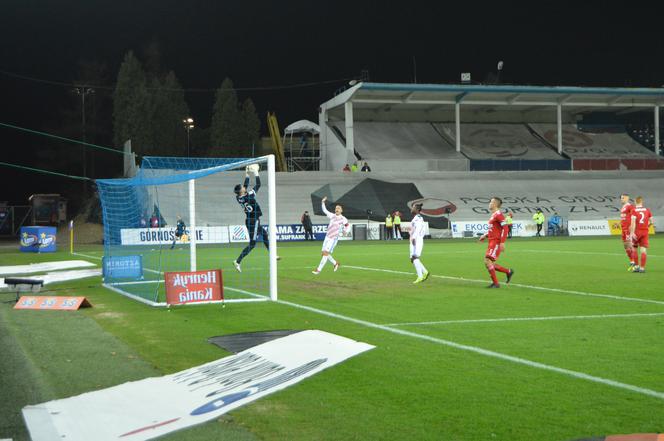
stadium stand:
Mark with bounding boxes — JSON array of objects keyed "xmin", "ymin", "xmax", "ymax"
[
  {"xmin": 435, "ymin": 123, "xmax": 570, "ymax": 171},
  {"xmin": 319, "ymin": 82, "xmax": 664, "ymax": 172},
  {"xmin": 530, "ymin": 123, "xmax": 656, "ymax": 158},
  {"xmin": 529, "ymin": 123, "xmax": 664, "ymax": 170},
  {"xmin": 627, "ymin": 124, "xmax": 664, "ymax": 155},
  {"xmin": 329, "ymin": 121, "xmax": 469, "ymax": 172}
]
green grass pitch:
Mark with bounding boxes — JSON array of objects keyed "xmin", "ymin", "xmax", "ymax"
[{"xmin": 1, "ymin": 236, "xmax": 663, "ymax": 441}]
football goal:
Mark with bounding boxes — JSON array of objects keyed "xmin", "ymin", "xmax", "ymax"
[{"xmin": 96, "ymin": 155, "xmax": 277, "ymax": 306}]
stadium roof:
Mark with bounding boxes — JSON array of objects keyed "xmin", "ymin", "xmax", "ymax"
[{"xmin": 324, "ymin": 82, "xmax": 664, "ymax": 114}]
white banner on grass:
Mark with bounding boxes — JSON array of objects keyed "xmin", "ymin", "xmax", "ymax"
[
  {"xmin": 451, "ymin": 220, "xmax": 542, "ymax": 238},
  {"xmin": 23, "ymin": 330, "xmax": 374, "ymax": 441},
  {"xmin": 567, "ymin": 220, "xmax": 610, "ymax": 236}
]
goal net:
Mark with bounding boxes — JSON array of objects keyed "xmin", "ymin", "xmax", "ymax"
[{"xmin": 96, "ymin": 155, "xmax": 277, "ymax": 306}]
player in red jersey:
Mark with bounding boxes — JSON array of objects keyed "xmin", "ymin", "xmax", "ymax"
[
  {"xmin": 478, "ymin": 197, "xmax": 514, "ymax": 288},
  {"xmin": 619, "ymin": 193, "xmax": 638, "ymax": 271},
  {"xmin": 630, "ymin": 196, "xmax": 653, "ymax": 273}
]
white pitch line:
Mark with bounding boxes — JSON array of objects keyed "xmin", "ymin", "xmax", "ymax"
[
  {"xmin": 384, "ymin": 312, "xmax": 664, "ymax": 327},
  {"xmin": 345, "ymin": 265, "xmax": 664, "ymax": 306},
  {"xmin": 274, "ymin": 297, "xmax": 664, "ymax": 401},
  {"xmin": 520, "ymin": 249, "xmax": 662, "ymax": 258},
  {"xmin": 74, "ymin": 251, "xmax": 664, "ymax": 401}
]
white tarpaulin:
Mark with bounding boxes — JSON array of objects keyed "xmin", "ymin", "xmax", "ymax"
[
  {"xmin": 0, "ymin": 260, "xmax": 95, "ymax": 276},
  {"xmin": 0, "ymin": 269, "xmax": 101, "ymax": 290},
  {"xmin": 23, "ymin": 330, "xmax": 374, "ymax": 441},
  {"xmin": 284, "ymin": 119, "xmax": 320, "ymax": 134}
]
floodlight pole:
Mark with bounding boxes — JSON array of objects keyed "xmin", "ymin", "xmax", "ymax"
[{"xmin": 655, "ymin": 105, "xmax": 660, "ymax": 156}]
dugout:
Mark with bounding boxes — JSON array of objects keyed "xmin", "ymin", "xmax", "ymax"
[
  {"xmin": 319, "ymin": 83, "xmax": 664, "ymax": 172},
  {"xmin": 29, "ymin": 194, "xmax": 67, "ymax": 226}
]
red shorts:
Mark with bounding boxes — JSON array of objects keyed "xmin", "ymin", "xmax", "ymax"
[
  {"xmin": 633, "ymin": 231, "xmax": 649, "ymax": 248},
  {"xmin": 485, "ymin": 240, "xmax": 502, "ymax": 261},
  {"xmin": 621, "ymin": 229, "xmax": 632, "ymax": 242}
]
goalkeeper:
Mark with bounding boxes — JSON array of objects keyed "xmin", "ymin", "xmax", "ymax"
[
  {"xmin": 170, "ymin": 215, "xmax": 186, "ymax": 249},
  {"xmin": 233, "ymin": 165, "xmax": 278, "ymax": 272}
]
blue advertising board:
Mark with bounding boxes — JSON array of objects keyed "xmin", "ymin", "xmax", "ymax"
[
  {"xmin": 102, "ymin": 255, "xmax": 143, "ymax": 280},
  {"xmin": 20, "ymin": 226, "xmax": 57, "ymax": 252}
]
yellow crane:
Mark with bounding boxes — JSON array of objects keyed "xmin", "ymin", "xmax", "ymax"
[{"xmin": 267, "ymin": 112, "xmax": 287, "ymax": 172}]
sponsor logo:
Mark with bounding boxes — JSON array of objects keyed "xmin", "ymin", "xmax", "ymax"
[
  {"xmin": 171, "ymin": 271, "xmax": 217, "ymax": 288},
  {"xmin": 103, "ymin": 255, "xmax": 143, "ymax": 279},
  {"xmin": 39, "ymin": 233, "xmax": 56, "ymax": 247},
  {"xmin": 14, "ymin": 296, "xmax": 91, "ymax": 310},
  {"xmin": 164, "ymin": 269, "xmax": 223, "ymax": 305},
  {"xmin": 121, "ymin": 227, "xmax": 227, "ymax": 246},
  {"xmin": 190, "ymin": 359, "xmax": 327, "ymax": 415},
  {"xmin": 407, "ymin": 198, "xmax": 457, "ymax": 217},
  {"xmin": 139, "ymin": 230, "xmax": 175, "ymax": 242},
  {"xmin": 232, "ymin": 225, "xmax": 248, "ymax": 241},
  {"xmin": 21, "ymin": 232, "xmax": 39, "ymax": 247},
  {"xmin": 567, "ymin": 220, "xmax": 610, "ymax": 236}
]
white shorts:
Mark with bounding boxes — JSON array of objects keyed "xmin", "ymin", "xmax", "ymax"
[
  {"xmin": 322, "ymin": 237, "xmax": 339, "ymax": 253},
  {"xmin": 410, "ymin": 238, "xmax": 423, "ymax": 258}
]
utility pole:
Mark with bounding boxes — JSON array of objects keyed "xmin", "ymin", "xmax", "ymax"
[
  {"xmin": 73, "ymin": 86, "xmax": 94, "ymax": 193},
  {"xmin": 412, "ymin": 56, "xmax": 417, "ymax": 83}
]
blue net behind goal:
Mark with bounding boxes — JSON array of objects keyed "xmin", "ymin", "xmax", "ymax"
[{"xmin": 96, "ymin": 156, "xmax": 272, "ymax": 305}]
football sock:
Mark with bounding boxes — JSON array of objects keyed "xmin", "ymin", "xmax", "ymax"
[
  {"xmin": 327, "ymin": 255, "xmax": 337, "ymax": 266},
  {"xmin": 413, "ymin": 259, "xmax": 423, "ymax": 278},
  {"xmin": 627, "ymin": 248, "xmax": 636, "ymax": 264},
  {"xmin": 493, "ymin": 264, "xmax": 509, "ymax": 274},
  {"xmin": 487, "ymin": 265, "xmax": 499, "ymax": 285},
  {"xmin": 317, "ymin": 256, "xmax": 327, "ymax": 271},
  {"xmin": 640, "ymin": 252, "xmax": 647, "ymax": 268}
]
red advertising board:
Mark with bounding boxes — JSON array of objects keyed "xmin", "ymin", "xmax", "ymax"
[
  {"xmin": 14, "ymin": 296, "xmax": 92, "ymax": 310},
  {"xmin": 164, "ymin": 269, "xmax": 223, "ymax": 305}
]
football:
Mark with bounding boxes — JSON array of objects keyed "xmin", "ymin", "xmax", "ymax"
[{"xmin": 246, "ymin": 164, "xmax": 260, "ymax": 174}]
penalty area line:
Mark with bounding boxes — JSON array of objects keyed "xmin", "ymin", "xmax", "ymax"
[
  {"xmin": 344, "ymin": 265, "xmax": 664, "ymax": 307},
  {"xmin": 383, "ymin": 311, "xmax": 664, "ymax": 327}
]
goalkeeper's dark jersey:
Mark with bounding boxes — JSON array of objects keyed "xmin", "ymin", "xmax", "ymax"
[
  {"xmin": 236, "ymin": 176, "xmax": 263, "ymax": 218},
  {"xmin": 175, "ymin": 219, "xmax": 186, "ymax": 235}
]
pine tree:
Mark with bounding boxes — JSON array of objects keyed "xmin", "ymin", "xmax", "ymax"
[
  {"xmin": 209, "ymin": 78, "xmax": 246, "ymax": 156},
  {"xmin": 146, "ymin": 71, "xmax": 190, "ymax": 156},
  {"xmin": 112, "ymin": 51, "xmax": 150, "ymax": 155},
  {"xmin": 240, "ymin": 98, "xmax": 261, "ymax": 156}
]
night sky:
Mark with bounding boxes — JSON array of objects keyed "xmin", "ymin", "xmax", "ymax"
[{"xmin": 1, "ymin": 1, "xmax": 663, "ymax": 205}]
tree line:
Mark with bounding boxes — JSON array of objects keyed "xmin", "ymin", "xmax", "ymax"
[{"xmin": 112, "ymin": 51, "xmax": 261, "ymax": 158}]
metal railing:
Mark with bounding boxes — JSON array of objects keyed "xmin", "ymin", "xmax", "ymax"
[{"xmin": 0, "ymin": 206, "xmax": 33, "ymax": 236}]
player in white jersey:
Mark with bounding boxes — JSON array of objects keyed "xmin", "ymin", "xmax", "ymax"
[
  {"xmin": 312, "ymin": 196, "xmax": 349, "ymax": 275},
  {"xmin": 410, "ymin": 204, "xmax": 429, "ymax": 284}
]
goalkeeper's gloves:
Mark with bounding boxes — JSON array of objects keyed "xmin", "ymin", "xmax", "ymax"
[{"xmin": 245, "ymin": 165, "xmax": 260, "ymax": 176}]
